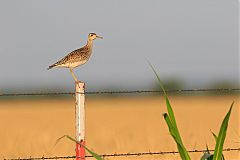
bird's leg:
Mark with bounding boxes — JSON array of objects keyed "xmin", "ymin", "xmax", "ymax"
[
  {"xmin": 69, "ymin": 68, "xmax": 82, "ymax": 91},
  {"xmin": 69, "ymin": 68, "xmax": 79, "ymax": 82}
]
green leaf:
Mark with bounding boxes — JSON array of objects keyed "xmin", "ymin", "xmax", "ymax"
[
  {"xmin": 211, "ymin": 131, "xmax": 218, "ymax": 142},
  {"xmin": 165, "ymin": 96, "xmax": 181, "ymax": 140},
  {"xmin": 55, "ymin": 135, "xmax": 104, "ymax": 160},
  {"xmin": 149, "ymin": 63, "xmax": 191, "ymax": 160},
  {"xmin": 148, "ymin": 62, "xmax": 180, "ymax": 133},
  {"xmin": 149, "ymin": 63, "xmax": 180, "ymax": 135},
  {"xmin": 148, "ymin": 61, "xmax": 166, "ymax": 95},
  {"xmin": 213, "ymin": 102, "xmax": 233, "ymax": 160},
  {"xmin": 163, "ymin": 113, "xmax": 182, "ymax": 145},
  {"xmin": 163, "ymin": 113, "xmax": 190, "ymax": 160},
  {"xmin": 210, "ymin": 132, "xmax": 225, "ymax": 160}
]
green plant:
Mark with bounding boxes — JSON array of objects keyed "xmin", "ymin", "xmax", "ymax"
[
  {"xmin": 149, "ymin": 63, "xmax": 191, "ymax": 160},
  {"xmin": 212, "ymin": 103, "xmax": 233, "ymax": 160},
  {"xmin": 211, "ymin": 131, "xmax": 225, "ymax": 160},
  {"xmin": 149, "ymin": 63, "xmax": 233, "ymax": 160},
  {"xmin": 55, "ymin": 135, "xmax": 104, "ymax": 160}
]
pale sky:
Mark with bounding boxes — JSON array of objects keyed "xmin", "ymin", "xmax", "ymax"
[{"xmin": 0, "ymin": 0, "xmax": 238, "ymax": 91}]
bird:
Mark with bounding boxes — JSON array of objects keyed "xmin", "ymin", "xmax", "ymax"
[{"xmin": 48, "ymin": 33, "xmax": 103, "ymax": 82}]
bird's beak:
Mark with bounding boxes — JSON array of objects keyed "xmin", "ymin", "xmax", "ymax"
[{"xmin": 96, "ymin": 35, "xmax": 103, "ymax": 39}]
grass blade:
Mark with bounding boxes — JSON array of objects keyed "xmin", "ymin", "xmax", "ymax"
[
  {"xmin": 148, "ymin": 62, "xmax": 179, "ymax": 131},
  {"xmin": 55, "ymin": 135, "xmax": 104, "ymax": 160},
  {"xmin": 148, "ymin": 63, "xmax": 177, "ymax": 128},
  {"xmin": 213, "ymin": 102, "xmax": 233, "ymax": 160},
  {"xmin": 163, "ymin": 113, "xmax": 190, "ymax": 160},
  {"xmin": 211, "ymin": 131, "xmax": 218, "ymax": 141},
  {"xmin": 149, "ymin": 63, "xmax": 191, "ymax": 160},
  {"xmin": 210, "ymin": 132, "xmax": 225, "ymax": 160},
  {"xmin": 163, "ymin": 113, "xmax": 182, "ymax": 145}
]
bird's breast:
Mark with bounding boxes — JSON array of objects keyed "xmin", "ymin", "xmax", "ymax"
[{"xmin": 70, "ymin": 60, "xmax": 88, "ymax": 68}]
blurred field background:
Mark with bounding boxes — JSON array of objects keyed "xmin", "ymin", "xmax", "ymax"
[{"xmin": 0, "ymin": 95, "xmax": 239, "ymax": 159}]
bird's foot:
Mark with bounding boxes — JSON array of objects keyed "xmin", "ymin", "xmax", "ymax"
[
  {"xmin": 75, "ymin": 80, "xmax": 83, "ymax": 83},
  {"xmin": 75, "ymin": 80, "xmax": 85, "ymax": 91}
]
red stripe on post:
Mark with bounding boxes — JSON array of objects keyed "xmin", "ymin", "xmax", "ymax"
[{"xmin": 76, "ymin": 140, "xmax": 85, "ymax": 160}]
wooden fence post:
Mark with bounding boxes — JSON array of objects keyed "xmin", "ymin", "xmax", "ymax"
[{"xmin": 75, "ymin": 82, "xmax": 85, "ymax": 160}]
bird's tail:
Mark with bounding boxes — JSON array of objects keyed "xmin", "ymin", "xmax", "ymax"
[{"xmin": 47, "ymin": 64, "xmax": 57, "ymax": 70}]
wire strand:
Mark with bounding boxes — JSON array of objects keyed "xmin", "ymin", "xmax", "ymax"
[
  {"xmin": 0, "ymin": 88, "xmax": 239, "ymax": 97},
  {"xmin": 3, "ymin": 148, "xmax": 240, "ymax": 160}
]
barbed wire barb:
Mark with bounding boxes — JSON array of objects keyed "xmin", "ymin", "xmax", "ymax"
[{"xmin": 3, "ymin": 148, "xmax": 240, "ymax": 160}]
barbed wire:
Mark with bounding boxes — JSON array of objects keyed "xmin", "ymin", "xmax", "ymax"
[
  {"xmin": 0, "ymin": 88, "xmax": 239, "ymax": 97},
  {"xmin": 3, "ymin": 148, "xmax": 240, "ymax": 160}
]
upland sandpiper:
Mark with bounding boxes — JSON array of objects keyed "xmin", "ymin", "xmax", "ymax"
[{"xmin": 48, "ymin": 33, "xmax": 103, "ymax": 82}]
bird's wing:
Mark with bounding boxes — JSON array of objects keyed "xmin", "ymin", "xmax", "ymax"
[
  {"xmin": 48, "ymin": 46, "xmax": 91, "ymax": 70},
  {"xmin": 55, "ymin": 47, "xmax": 90, "ymax": 65}
]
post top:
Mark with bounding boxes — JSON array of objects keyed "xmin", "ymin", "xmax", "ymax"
[{"xmin": 75, "ymin": 81, "xmax": 85, "ymax": 89}]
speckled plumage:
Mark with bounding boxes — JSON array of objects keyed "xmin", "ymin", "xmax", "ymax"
[
  {"xmin": 48, "ymin": 33, "xmax": 102, "ymax": 70},
  {"xmin": 48, "ymin": 44, "xmax": 92, "ymax": 69}
]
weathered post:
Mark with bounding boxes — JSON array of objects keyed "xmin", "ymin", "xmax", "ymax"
[{"xmin": 75, "ymin": 82, "xmax": 85, "ymax": 160}]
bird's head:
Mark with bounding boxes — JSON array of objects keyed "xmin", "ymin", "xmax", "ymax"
[{"xmin": 88, "ymin": 33, "xmax": 103, "ymax": 41}]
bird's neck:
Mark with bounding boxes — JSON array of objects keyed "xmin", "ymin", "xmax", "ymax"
[{"xmin": 86, "ymin": 39, "xmax": 93, "ymax": 48}]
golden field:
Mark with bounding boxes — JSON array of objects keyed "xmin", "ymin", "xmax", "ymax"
[{"xmin": 0, "ymin": 95, "xmax": 239, "ymax": 159}]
